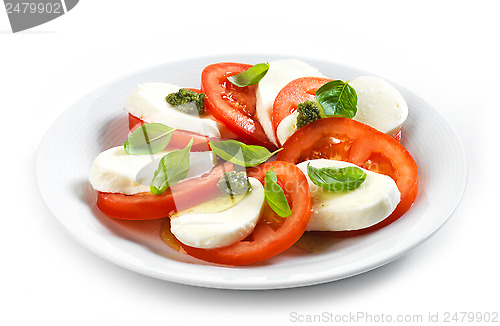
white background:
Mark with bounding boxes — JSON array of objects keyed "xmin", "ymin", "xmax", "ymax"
[{"xmin": 1, "ymin": 0, "xmax": 499, "ymax": 325}]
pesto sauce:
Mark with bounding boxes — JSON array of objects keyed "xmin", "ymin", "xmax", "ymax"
[{"xmin": 165, "ymin": 88, "xmax": 205, "ymax": 115}]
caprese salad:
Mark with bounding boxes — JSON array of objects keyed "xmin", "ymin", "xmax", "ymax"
[{"xmin": 89, "ymin": 59, "xmax": 418, "ymax": 266}]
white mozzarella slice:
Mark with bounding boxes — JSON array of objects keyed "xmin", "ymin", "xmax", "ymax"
[
  {"xmin": 350, "ymin": 76, "xmax": 408, "ymax": 137},
  {"xmin": 89, "ymin": 146, "xmax": 215, "ymax": 195},
  {"xmin": 125, "ymin": 82, "xmax": 221, "ymax": 138},
  {"xmin": 256, "ymin": 59, "xmax": 325, "ymax": 146},
  {"xmin": 170, "ymin": 178, "xmax": 265, "ymax": 249},
  {"xmin": 296, "ymin": 159, "xmax": 401, "ymax": 231},
  {"xmin": 276, "ymin": 110, "xmax": 298, "ymax": 146}
]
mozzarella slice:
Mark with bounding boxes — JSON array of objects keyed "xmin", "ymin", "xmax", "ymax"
[
  {"xmin": 350, "ymin": 76, "xmax": 408, "ymax": 137},
  {"xmin": 276, "ymin": 110, "xmax": 299, "ymax": 146},
  {"xmin": 256, "ymin": 59, "xmax": 325, "ymax": 146},
  {"xmin": 296, "ymin": 159, "xmax": 401, "ymax": 231},
  {"xmin": 125, "ymin": 82, "xmax": 221, "ymax": 138},
  {"xmin": 89, "ymin": 146, "xmax": 215, "ymax": 195},
  {"xmin": 170, "ymin": 178, "xmax": 265, "ymax": 249}
]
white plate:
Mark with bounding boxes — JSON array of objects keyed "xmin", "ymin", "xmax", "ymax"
[{"xmin": 36, "ymin": 54, "xmax": 467, "ymax": 290}]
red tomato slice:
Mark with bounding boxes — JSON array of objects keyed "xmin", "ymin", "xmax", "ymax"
[
  {"xmin": 201, "ymin": 62, "xmax": 276, "ymax": 150},
  {"xmin": 128, "ymin": 113, "xmax": 212, "ymax": 151},
  {"xmin": 128, "ymin": 112, "xmax": 143, "ymax": 132},
  {"xmin": 276, "ymin": 117, "xmax": 418, "ymax": 236},
  {"xmin": 392, "ymin": 128, "xmax": 402, "ymax": 142},
  {"xmin": 272, "ymin": 77, "xmax": 332, "ymax": 146},
  {"xmin": 96, "ymin": 163, "xmax": 233, "ymax": 220},
  {"xmin": 180, "ymin": 161, "xmax": 311, "ymax": 265}
]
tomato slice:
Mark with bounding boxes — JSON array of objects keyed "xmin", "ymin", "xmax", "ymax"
[
  {"xmin": 201, "ymin": 62, "xmax": 276, "ymax": 150},
  {"xmin": 180, "ymin": 161, "xmax": 312, "ymax": 265},
  {"xmin": 272, "ymin": 77, "xmax": 332, "ymax": 146},
  {"xmin": 276, "ymin": 117, "xmax": 418, "ymax": 236},
  {"xmin": 128, "ymin": 113, "xmax": 212, "ymax": 151},
  {"xmin": 393, "ymin": 128, "xmax": 402, "ymax": 142},
  {"xmin": 96, "ymin": 162, "xmax": 233, "ymax": 220}
]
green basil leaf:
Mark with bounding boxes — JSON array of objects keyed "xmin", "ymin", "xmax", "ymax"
[
  {"xmin": 209, "ymin": 139, "xmax": 281, "ymax": 167},
  {"xmin": 264, "ymin": 169, "xmax": 292, "ymax": 218},
  {"xmin": 306, "ymin": 163, "xmax": 367, "ymax": 192},
  {"xmin": 150, "ymin": 139, "xmax": 193, "ymax": 195},
  {"xmin": 124, "ymin": 123, "xmax": 176, "ymax": 155},
  {"xmin": 315, "ymin": 80, "xmax": 357, "ymax": 118},
  {"xmin": 227, "ymin": 62, "xmax": 269, "ymax": 87}
]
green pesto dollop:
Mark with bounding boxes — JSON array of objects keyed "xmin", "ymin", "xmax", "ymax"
[
  {"xmin": 296, "ymin": 100, "xmax": 322, "ymax": 128},
  {"xmin": 166, "ymin": 88, "xmax": 205, "ymax": 115},
  {"xmin": 217, "ymin": 171, "xmax": 252, "ymax": 196}
]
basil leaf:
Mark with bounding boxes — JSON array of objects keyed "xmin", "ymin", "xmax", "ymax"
[
  {"xmin": 306, "ymin": 163, "xmax": 367, "ymax": 192},
  {"xmin": 227, "ymin": 62, "xmax": 269, "ymax": 87},
  {"xmin": 124, "ymin": 123, "xmax": 176, "ymax": 155},
  {"xmin": 264, "ymin": 169, "xmax": 292, "ymax": 218},
  {"xmin": 150, "ymin": 139, "xmax": 193, "ymax": 195},
  {"xmin": 315, "ymin": 80, "xmax": 357, "ymax": 118},
  {"xmin": 209, "ymin": 139, "xmax": 281, "ymax": 167}
]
